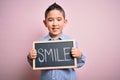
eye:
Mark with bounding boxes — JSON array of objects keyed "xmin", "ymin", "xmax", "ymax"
[
  {"xmin": 48, "ymin": 18, "xmax": 53, "ymax": 22},
  {"xmin": 57, "ymin": 18, "xmax": 62, "ymax": 21}
]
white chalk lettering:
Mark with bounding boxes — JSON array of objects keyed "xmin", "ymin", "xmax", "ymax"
[
  {"xmin": 44, "ymin": 49, "xmax": 53, "ymax": 62},
  {"xmin": 63, "ymin": 47, "xmax": 71, "ymax": 61},
  {"xmin": 38, "ymin": 48, "xmax": 44, "ymax": 62},
  {"xmin": 37, "ymin": 47, "xmax": 72, "ymax": 63},
  {"xmin": 56, "ymin": 48, "xmax": 65, "ymax": 62}
]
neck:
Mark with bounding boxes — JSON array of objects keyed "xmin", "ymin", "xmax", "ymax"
[{"xmin": 49, "ymin": 33, "xmax": 62, "ymax": 39}]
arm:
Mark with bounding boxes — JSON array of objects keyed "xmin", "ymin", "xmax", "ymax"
[
  {"xmin": 27, "ymin": 55, "xmax": 33, "ymax": 67},
  {"xmin": 71, "ymin": 47, "xmax": 86, "ymax": 68},
  {"xmin": 77, "ymin": 54, "xmax": 86, "ymax": 68}
]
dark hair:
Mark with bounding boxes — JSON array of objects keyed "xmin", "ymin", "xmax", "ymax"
[{"xmin": 45, "ymin": 3, "xmax": 65, "ymax": 19}]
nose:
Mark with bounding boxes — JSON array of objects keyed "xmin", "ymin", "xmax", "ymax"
[{"xmin": 53, "ymin": 20, "xmax": 58, "ymax": 26}]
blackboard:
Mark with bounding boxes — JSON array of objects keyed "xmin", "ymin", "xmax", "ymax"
[{"xmin": 33, "ymin": 40, "xmax": 77, "ymax": 70}]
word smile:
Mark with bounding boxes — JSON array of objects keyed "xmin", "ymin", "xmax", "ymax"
[{"xmin": 37, "ymin": 47, "xmax": 72, "ymax": 63}]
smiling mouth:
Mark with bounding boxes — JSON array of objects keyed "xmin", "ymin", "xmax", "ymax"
[{"xmin": 52, "ymin": 28, "xmax": 59, "ymax": 31}]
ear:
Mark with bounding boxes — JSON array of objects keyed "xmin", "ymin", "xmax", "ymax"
[
  {"xmin": 64, "ymin": 19, "xmax": 68, "ymax": 24},
  {"xmin": 43, "ymin": 20, "xmax": 47, "ymax": 27},
  {"xmin": 64, "ymin": 19, "xmax": 68, "ymax": 26}
]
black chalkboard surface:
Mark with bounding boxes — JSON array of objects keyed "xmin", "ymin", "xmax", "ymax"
[{"xmin": 33, "ymin": 40, "xmax": 77, "ymax": 70}]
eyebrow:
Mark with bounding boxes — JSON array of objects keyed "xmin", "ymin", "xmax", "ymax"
[{"xmin": 47, "ymin": 17, "xmax": 62, "ymax": 19}]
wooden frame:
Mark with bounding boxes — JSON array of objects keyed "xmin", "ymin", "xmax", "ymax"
[{"xmin": 33, "ymin": 40, "xmax": 77, "ymax": 70}]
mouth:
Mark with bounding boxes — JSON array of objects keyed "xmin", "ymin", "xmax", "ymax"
[{"xmin": 52, "ymin": 28, "xmax": 59, "ymax": 32}]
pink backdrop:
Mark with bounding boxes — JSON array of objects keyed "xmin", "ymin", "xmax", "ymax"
[{"xmin": 0, "ymin": 0, "xmax": 120, "ymax": 80}]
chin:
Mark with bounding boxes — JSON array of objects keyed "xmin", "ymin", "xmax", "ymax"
[{"xmin": 52, "ymin": 32, "xmax": 60, "ymax": 35}]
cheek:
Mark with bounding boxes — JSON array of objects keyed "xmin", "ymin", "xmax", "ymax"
[
  {"xmin": 45, "ymin": 23, "xmax": 51, "ymax": 28},
  {"xmin": 60, "ymin": 23, "xmax": 65, "ymax": 28},
  {"xmin": 47, "ymin": 22, "xmax": 53, "ymax": 27}
]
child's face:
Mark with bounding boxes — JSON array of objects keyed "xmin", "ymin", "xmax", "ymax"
[{"xmin": 43, "ymin": 9, "xmax": 67, "ymax": 38}]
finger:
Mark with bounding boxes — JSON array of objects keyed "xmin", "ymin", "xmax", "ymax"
[
  {"xmin": 32, "ymin": 49, "xmax": 37, "ymax": 53},
  {"xmin": 32, "ymin": 55, "xmax": 36, "ymax": 58},
  {"xmin": 71, "ymin": 50, "xmax": 77, "ymax": 54},
  {"xmin": 30, "ymin": 53, "xmax": 35, "ymax": 57},
  {"xmin": 72, "ymin": 54, "xmax": 77, "ymax": 58},
  {"xmin": 71, "ymin": 52, "xmax": 75, "ymax": 55},
  {"xmin": 30, "ymin": 49, "xmax": 37, "ymax": 54},
  {"xmin": 72, "ymin": 47, "xmax": 76, "ymax": 50},
  {"xmin": 31, "ymin": 54, "xmax": 37, "ymax": 58}
]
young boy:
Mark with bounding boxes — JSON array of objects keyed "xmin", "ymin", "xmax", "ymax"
[{"xmin": 27, "ymin": 3, "xmax": 86, "ymax": 80}]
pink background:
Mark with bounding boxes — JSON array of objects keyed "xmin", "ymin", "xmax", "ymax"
[{"xmin": 0, "ymin": 0, "xmax": 120, "ymax": 80}]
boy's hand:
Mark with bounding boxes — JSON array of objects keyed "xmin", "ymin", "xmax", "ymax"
[
  {"xmin": 71, "ymin": 47, "xmax": 82, "ymax": 58},
  {"xmin": 29, "ymin": 49, "xmax": 37, "ymax": 59}
]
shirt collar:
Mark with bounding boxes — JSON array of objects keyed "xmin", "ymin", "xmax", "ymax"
[{"xmin": 47, "ymin": 33, "xmax": 64, "ymax": 40}]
